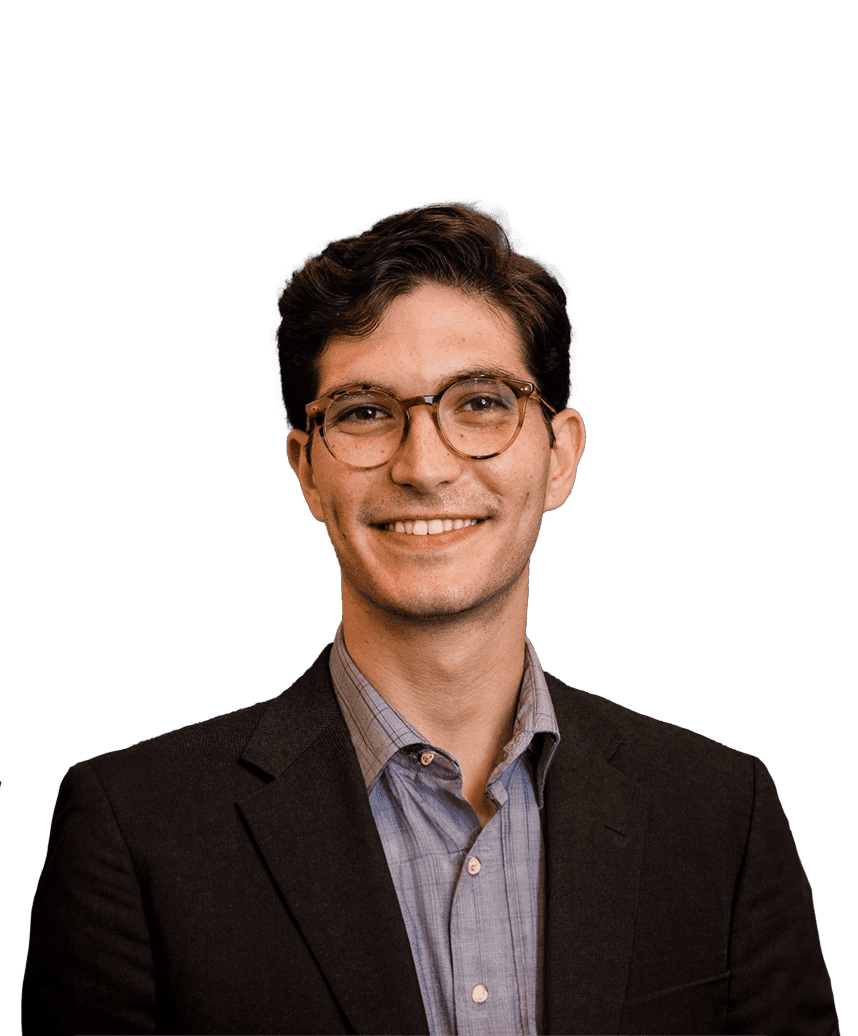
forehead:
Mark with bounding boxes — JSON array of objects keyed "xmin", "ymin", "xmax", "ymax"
[{"xmin": 316, "ymin": 283, "xmax": 529, "ymax": 396}]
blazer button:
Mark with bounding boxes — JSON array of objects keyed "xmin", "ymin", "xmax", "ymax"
[
  {"xmin": 467, "ymin": 856, "xmax": 481, "ymax": 875},
  {"xmin": 471, "ymin": 984, "xmax": 489, "ymax": 1003}
]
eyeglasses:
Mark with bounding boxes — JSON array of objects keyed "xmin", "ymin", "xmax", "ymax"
[{"xmin": 305, "ymin": 375, "xmax": 555, "ymax": 469}]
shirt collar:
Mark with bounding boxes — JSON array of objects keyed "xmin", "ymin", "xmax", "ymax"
[{"xmin": 329, "ymin": 624, "xmax": 561, "ymax": 805}]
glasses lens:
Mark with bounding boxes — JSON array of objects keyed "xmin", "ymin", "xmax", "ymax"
[
  {"xmin": 438, "ymin": 378, "xmax": 521, "ymax": 458},
  {"xmin": 324, "ymin": 390, "xmax": 404, "ymax": 467}
]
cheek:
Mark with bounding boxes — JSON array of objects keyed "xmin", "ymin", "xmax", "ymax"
[
  {"xmin": 323, "ymin": 497, "xmax": 359, "ymax": 546},
  {"xmin": 311, "ymin": 471, "xmax": 347, "ymax": 538},
  {"xmin": 498, "ymin": 452, "xmax": 550, "ymax": 515},
  {"xmin": 315, "ymin": 471, "xmax": 374, "ymax": 543}
]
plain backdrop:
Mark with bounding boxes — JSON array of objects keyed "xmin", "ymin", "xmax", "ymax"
[{"xmin": 2, "ymin": 2, "xmax": 855, "ymax": 1031}]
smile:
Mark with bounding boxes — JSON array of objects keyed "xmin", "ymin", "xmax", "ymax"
[{"xmin": 382, "ymin": 518, "xmax": 483, "ymax": 535}]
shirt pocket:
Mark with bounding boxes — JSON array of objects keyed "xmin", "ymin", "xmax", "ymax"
[{"xmin": 619, "ymin": 969, "xmax": 731, "ymax": 1035}]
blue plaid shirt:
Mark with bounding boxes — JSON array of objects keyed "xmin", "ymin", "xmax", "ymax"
[{"xmin": 329, "ymin": 627, "xmax": 560, "ymax": 1036}]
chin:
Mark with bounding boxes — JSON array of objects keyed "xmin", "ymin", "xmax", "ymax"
[{"xmin": 353, "ymin": 570, "xmax": 526, "ymax": 626}]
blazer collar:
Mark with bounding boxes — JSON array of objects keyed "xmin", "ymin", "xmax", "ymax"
[
  {"xmin": 237, "ymin": 648, "xmax": 429, "ymax": 1036},
  {"xmin": 541, "ymin": 673, "xmax": 650, "ymax": 1036}
]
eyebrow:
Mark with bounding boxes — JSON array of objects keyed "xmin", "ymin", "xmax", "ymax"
[{"xmin": 319, "ymin": 366, "xmax": 530, "ymax": 399}]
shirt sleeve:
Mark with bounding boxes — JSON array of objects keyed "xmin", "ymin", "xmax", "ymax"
[
  {"xmin": 725, "ymin": 756, "xmax": 839, "ymax": 1035},
  {"xmin": 22, "ymin": 762, "xmax": 159, "ymax": 1035}
]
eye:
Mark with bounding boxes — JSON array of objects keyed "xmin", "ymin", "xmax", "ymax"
[
  {"xmin": 339, "ymin": 405, "xmax": 388, "ymax": 423},
  {"xmin": 327, "ymin": 396, "xmax": 399, "ymax": 436},
  {"xmin": 458, "ymin": 393, "xmax": 509, "ymax": 413}
]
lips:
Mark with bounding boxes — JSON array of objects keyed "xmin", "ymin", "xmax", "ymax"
[{"xmin": 381, "ymin": 518, "xmax": 484, "ymax": 535}]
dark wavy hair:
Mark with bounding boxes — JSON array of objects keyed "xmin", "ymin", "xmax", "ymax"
[{"xmin": 276, "ymin": 203, "xmax": 571, "ymax": 432}]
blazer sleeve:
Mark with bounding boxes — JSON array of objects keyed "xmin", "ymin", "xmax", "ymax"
[
  {"xmin": 725, "ymin": 756, "xmax": 838, "ymax": 1035},
  {"xmin": 23, "ymin": 762, "xmax": 159, "ymax": 1035}
]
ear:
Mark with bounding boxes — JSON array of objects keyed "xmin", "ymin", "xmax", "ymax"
[
  {"xmin": 543, "ymin": 409, "xmax": 586, "ymax": 513},
  {"xmin": 287, "ymin": 429, "xmax": 327, "ymax": 523}
]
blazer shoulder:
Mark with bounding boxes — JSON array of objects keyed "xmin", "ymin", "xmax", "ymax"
[
  {"xmin": 544, "ymin": 672, "xmax": 757, "ymax": 797},
  {"xmin": 80, "ymin": 697, "xmax": 271, "ymax": 772},
  {"xmin": 80, "ymin": 645, "xmax": 336, "ymax": 788}
]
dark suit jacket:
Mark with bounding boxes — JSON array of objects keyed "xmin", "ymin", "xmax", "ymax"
[{"xmin": 23, "ymin": 647, "xmax": 837, "ymax": 1035}]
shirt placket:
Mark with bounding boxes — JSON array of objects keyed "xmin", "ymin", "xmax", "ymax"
[{"xmin": 448, "ymin": 778, "xmax": 528, "ymax": 1036}]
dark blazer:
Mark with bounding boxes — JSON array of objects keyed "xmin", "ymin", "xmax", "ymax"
[{"xmin": 23, "ymin": 647, "xmax": 837, "ymax": 1035}]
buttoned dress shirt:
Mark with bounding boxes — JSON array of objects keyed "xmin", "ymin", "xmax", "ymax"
[{"xmin": 329, "ymin": 627, "xmax": 560, "ymax": 1036}]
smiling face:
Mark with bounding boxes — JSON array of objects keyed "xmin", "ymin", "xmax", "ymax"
[{"xmin": 288, "ymin": 282, "xmax": 584, "ymax": 625}]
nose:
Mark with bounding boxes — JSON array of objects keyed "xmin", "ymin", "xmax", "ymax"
[{"xmin": 388, "ymin": 404, "xmax": 463, "ymax": 492}]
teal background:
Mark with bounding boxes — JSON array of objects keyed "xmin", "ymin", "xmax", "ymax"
[{"xmin": 2, "ymin": 3, "xmax": 854, "ymax": 1029}]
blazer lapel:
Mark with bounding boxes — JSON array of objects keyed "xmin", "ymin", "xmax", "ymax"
[
  {"xmin": 236, "ymin": 650, "xmax": 429, "ymax": 1036},
  {"xmin": 542, "ymin": 677, "xmax": 650, "ymax": 1036}
]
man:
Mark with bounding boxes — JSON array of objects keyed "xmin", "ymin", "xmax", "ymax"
[{"xmin": 24, "ymin": 204, "xmax": 837, "ymax": 1034}]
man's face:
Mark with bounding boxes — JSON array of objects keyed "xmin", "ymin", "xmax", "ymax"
[{"xmin": 288, "ymin": 282, "xmax": 583, "ymax": 623}]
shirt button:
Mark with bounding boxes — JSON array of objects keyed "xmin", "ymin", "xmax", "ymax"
[
  {"xmin": 471, "ymin": 984, "xmax": 489, "ymax": 1003},
  {"xmin": 420, "ymin": 751, "xmax": 435, "ymax": 766},
  {"xmin": 466, "ymin": 856, "xmax": 481, "ymax": 875}
]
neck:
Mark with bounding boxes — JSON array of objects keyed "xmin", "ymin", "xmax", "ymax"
[{"xmin": 340, "ymin": 573, "xmax": 530, "ymax": 822}]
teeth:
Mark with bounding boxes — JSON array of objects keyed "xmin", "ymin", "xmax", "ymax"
[{"xmin": 385, "ymin": 518, "xmax": 481, "ymax": 535}]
